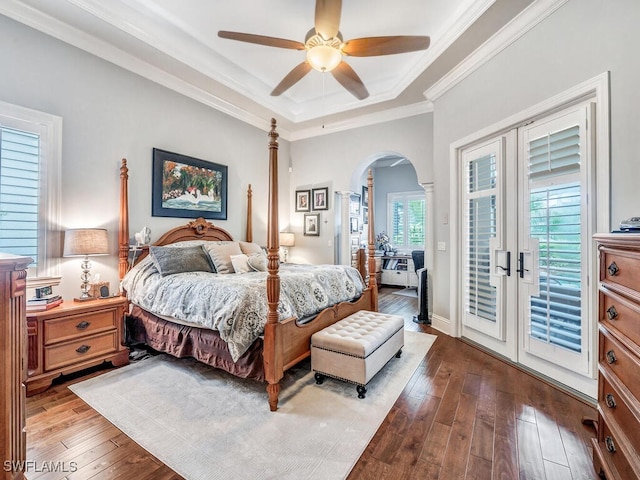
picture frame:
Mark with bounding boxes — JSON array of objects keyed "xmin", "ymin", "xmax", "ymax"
[
  {"xmin": 349, "ymin": 193, "xmax": 361, "ymax": 216},
  {"xmin": 295, "ymin": 190, "xmax": 311, "ymax": 212},
  {"xmin": 152, "ymin": 148, "xmax": 227, "ymax": 220},
  {"xmin": 362, "ymin": 185, "xmax": 369, "ymax": 207},
  {"xmin": 362, "ymin": 206, "xmax": 368, "ymax": 225},
  {"xmin": 312, "ymin": 187, "xmax": 329, "ymax": 210},
  {"xmin": 304, "ymin": 213, "xmax": 320, "ymax": 236},
  {"xmin": 350, "ymin": 217, "xmax": 359, "ymax": 233}
]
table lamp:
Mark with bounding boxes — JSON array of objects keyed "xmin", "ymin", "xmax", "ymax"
[
  {"xmin": 63, "ymin": 228, "xmax": 109, "ymax": 301},
  {"xmin": 279, "ymin": 232, "xmax": 295, "ymax": 263}
]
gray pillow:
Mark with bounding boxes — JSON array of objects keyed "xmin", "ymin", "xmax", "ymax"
[
  {"xmin": 203, "ymin": 241, "xmax": 243, "ymax": 274},
  {"xmin": 149, "ymin": 245, "xmax": 214, "ymax": 276}
]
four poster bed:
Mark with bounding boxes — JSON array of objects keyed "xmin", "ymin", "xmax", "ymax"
[{"xmin": 117, "ymin": 118, "xmax": 379, "ymax": 411}]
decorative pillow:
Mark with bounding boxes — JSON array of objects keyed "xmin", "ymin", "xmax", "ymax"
[
  {"xmin": 203, "ymin": 241, "xmax": 243, "ymax": 274},
  {"xmin": 247, "ymin": 252, "xmax": 268, "ymax": 272},
  {"xmin": 149, "ymin": 245, "xmax": 214, "ymax": 276},
  {"xmin": 239, "ymin": 241, "xmax": 264, "ymax": 255},
  {"xmin": 230, "ymin": 254, "xmax": 252, "ymax": 274}
]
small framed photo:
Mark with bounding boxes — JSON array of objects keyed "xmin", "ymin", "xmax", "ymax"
[
  {"xmin": 349, "ymin": 193, "xmax": 361, "ymax": 216},
  {"xmin": 350, "ymin": 217, "xmax": 359, "ymax": 233},
  {"xmin": 295, "ymin": 190, "xmax": 311, "ymax": 212},
  {"xmin": 362, "ymin": 206, "xmax": 368, "ymax": 225},
  {"xmin": 312, "ymin": 187, "xmax": 329, "ymax": 210},
  {"xmin": 362, "ymin": 186, "xmax": 369, "ymax": 207},
  {"xmin": 304, "ymin": 213, "xmax": 320, "ymax": 236}
]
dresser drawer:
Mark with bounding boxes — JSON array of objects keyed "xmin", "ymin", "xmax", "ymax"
[
  {"xmin": 44, "ymin": 309, "xmax": 118, "ymax": 345},
  {"xmin": 44, "ymin": 331, "xmax": 118, "ymax": 371},
  {"xmin": 599, "ymin": 327, "xmax": 640, "ymax": 403},
  {"xmin": 381, "ymin": 269, "xmax": 407, "ymax": 285},
  {"xmin": 600, "ymin": 288, "xmax": 640, "ymax": 349},
  {"xmin": 599, "ymin": 372, "xmax": 640, "ymax": 452},
  {"xmin": 600, "ymin": 247, "xmax": 640, "ymax": 294},
  {"xmin": 596, "ymin": 419, "xmax": 640, "ymax": 480}
]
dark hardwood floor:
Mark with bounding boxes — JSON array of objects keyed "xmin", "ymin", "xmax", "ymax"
[{"xmin": 25, "ymin": 287, "xmax": 599, "ymax": 479}]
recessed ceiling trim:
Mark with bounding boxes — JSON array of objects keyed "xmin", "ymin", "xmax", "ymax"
[
  {"xmin": 289, "ymin": 101, "xmax": 434, "ymax": 142},
  {"xmin": 424, "ymin": 0, "xmax": 569, "ymax": 101}
]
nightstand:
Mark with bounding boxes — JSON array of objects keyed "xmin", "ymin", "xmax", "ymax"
[{"xmin": 26, "ymin": 296, "xmax": 130, "ymax": 395}]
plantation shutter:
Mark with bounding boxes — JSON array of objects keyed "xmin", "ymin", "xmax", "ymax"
[
  {"xmin": 527, "ymin": 124, "xmax": 582, "ymax": 353},
  {"xmin": 390, "ymin": 195, "xmax": 404, "ymax": 246},
  {"xmin": 388, "ymin": 193, "xmax": 425, "ymax": 249},
  {"xmin": 465, "ymin": 153, "xmax": 497, "ymax": 322},
  {"xmin": 0, "ymin": 126, "xmax": 40, "ymax": 265}
]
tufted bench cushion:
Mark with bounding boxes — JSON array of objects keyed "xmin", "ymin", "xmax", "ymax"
[{"xmin": 311, "ymin": 310, "xmax": 404, "ymax": 398}]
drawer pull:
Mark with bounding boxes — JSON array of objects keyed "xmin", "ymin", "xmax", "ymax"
[
  {"xmin": 607, "ymin": 261, "xmax": 619, "ymax": 276},
  {"xmin": 605, "ymin": 393, "xmax": 617, "ymax": 409},
  {"xmin": 606, "ymin": 350, "xmax": 617, "ymax": 364},
  {"xmin": 76, "ymin": 345, "xmax": 91, "ymax": 354},
  {"xmin": 606, "ymin": 306, "xmax": 618, "ymax": 321},
  {"xmin": 605, "ymin": 436, "xmax": 616, "ymax": 453},
  {"xmin": 76, "ymin": 321, "xmax": 91, "ymax": 330}
]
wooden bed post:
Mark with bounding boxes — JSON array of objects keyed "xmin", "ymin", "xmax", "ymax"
[
  {"xmin": 366, "ymin": 169, "xmax": 379, "ymax": 310},
  {"xmin": 264, "ymin": 118, "xmax": 283, "ymax": 411},
  {"xmin": 246, "ymin": 184, "xmax": 253, "ymax": 243},
  {"xmin": 118, "ymin": 159, "xmax": 129, "ymax": 286}
]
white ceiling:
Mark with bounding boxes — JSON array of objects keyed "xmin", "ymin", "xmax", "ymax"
[{"xmin": 1, "ymin": 0, "xmax": 536, "ymax": 138}]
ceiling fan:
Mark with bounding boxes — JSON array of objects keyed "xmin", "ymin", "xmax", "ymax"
[{"xmin": 218, "ymin": 0, "xmax": 430, "ymax": 100}]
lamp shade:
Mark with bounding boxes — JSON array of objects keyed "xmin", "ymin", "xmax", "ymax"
[
  {"xmin": 63, "ymin": 229, "xmax": 109, "ymax": 257},
  {"xmin": 279, "ymin": 232, "xmax": 295, "ymax": 247}
]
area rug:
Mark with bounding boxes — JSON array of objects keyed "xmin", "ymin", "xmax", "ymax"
[
  {"xmin": 392, "ymin": 288, "xmax": 418, "ymax": 298},
  {"xmin": 70, "ymin": 330, "xmax": 436, "ymax": 480}
]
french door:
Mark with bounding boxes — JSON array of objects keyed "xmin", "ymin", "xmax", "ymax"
[{"xmin": 461, "ymin": 104, "xmax": 594, "ymax": 394}]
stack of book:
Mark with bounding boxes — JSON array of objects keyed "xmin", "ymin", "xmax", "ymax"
[{"xmin": 26, "ymin": 294, "xmax": 63, "ymax": 312}]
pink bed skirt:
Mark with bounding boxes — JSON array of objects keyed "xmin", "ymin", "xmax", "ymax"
[{"xmin": 127, "ymin": 305, "xmax": 265, "ymax": 381}]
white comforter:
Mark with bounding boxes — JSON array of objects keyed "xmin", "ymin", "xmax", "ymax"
[{"xmin": 121, "ymin": 257, "xmax": 365, "ymax": 361}]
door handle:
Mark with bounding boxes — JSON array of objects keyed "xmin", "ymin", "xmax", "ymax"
[
  {"xmin": 496, "ymin": 251, "xmax": 511, "ymax": 277},
  {"xmin": 517, "ymin": 252, "xmax": 529, "ymax": 278}
]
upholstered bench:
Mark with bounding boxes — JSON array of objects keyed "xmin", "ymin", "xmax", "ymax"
[{"xmin": 311, "ymin": 310, "xmax": 404, "ymax": 398}]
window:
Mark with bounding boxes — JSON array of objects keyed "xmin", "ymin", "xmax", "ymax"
[
  {"xmin": 0, "ymin": 101, "xmax": 62, "ymax": 282},
  {"xmin": 387, "ymin": 192, "xmax": 425, "ymax": 250}
]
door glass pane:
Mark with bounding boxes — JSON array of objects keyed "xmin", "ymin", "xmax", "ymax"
[
  {"xmin": 529, "ymin": 182, "xmax": 582, "ymax": 352},
  {"xmin": 465, "ymin": 154, "xmax": 497, "ymax": 322}
]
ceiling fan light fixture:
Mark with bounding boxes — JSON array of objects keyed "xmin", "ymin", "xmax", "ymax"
[{"xmin": 306, "ymin": 45, "xmax": 342, "ymax": 72}]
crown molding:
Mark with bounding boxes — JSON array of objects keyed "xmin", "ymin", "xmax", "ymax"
[
  {"xmin": 424, "ymin": 0, "xmax": 569, "ymax": 102},
  {"xmin": 0, "ymin": 0, "xmax": 279, "ymax": 135},
  {"xmin": 289, "ymin": 101, "xmax": 433, "ymax": 141}
]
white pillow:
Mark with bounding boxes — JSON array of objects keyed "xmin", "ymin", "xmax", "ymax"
[
  {"xmin": 203, "ymin": 241, "xmax": 242, "ymax": 274},
  {"xmin": 230, "ymin": 254, "xmax": 252, "ymax": 274}
]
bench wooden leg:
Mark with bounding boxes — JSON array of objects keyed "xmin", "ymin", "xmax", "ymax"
[
  {"xmin": 357, "ymin": 385, "xmax": 367, "ymax": 399},
  {"xmin": 395, "ymin": 349, "xmax": 402, "ymax": 358},
  {"xmin": 314, "ymin": 372, "xmax": 325, "ymax": 385}
]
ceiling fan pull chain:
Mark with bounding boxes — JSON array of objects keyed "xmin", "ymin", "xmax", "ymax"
[{"xmin": 322, "ymin": 72, "xmax": 326, "ymax": 129}]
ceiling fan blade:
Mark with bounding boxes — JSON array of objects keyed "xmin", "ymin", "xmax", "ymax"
[
  {"xmin": 271, "ymin": 62, "xmax": 313, "ymax": 96},
  {"xmin": 218, "ymin": 31, "xmax": 305, "ymax": 50},
  {"xmin": 315, "ymin": 0, "xmax": 342, "ymax": 40},
  {"xmin": 331, "ymin": 61, "xmax": 369, "ymax": 100},
  {"xmin": 342, "ymin": 36, "xmax": 431, "ymax": 57}
]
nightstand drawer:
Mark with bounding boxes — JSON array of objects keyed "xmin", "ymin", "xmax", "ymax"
[
  {"xmin": 44, "ymin": 309, "xmax": 118, "ymax": 345},
  {"xmin": 44, "ymin": 331, "xmax": 118, "ymax": 371}
]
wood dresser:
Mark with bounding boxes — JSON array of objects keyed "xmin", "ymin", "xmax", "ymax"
[
  {"xmin": 25, "ymin": 296, "xmax": 129, "ymax": 396},
  {"xmin": 593, "ymin": 233, "xmax": 640, "ymax": 479},
  {"xmin": 0, "ymin": 254, "xmax": 31, "ymax": 480}
]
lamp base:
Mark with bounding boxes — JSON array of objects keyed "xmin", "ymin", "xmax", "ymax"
[{"xmin": 73, "ymin": 293, "xmax": 94, "ymax": 302}]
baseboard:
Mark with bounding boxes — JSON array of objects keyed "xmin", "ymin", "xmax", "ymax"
[{"xmin": 429, "ymin": 314, "xmax": 451, "ymax": 335}]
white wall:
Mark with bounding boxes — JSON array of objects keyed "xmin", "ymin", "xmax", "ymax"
[
  {"xmin": 289, "ymin": 114, "xmax": 433, "ymax": 264},
  {"xmin": 431, "ymin": 0, "xmax": 640, "ymax": 321},
  {"xmin": 0, "ymin": 15, "xmax": 290, "ymax": 300}
]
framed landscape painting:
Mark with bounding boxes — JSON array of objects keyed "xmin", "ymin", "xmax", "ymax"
[{"xmin": 152, "ymin": 148, "xmax": 227, "ymax": 220}]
